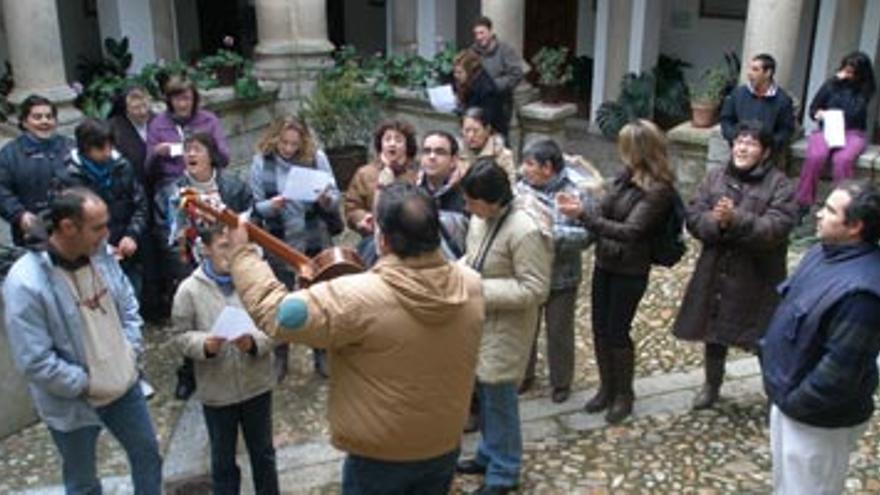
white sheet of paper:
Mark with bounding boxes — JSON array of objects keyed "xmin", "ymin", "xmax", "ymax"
[
  {"xmin": 211, "ymin": 306, "xmax": 258, "ymax": 341},
  {"xmin": 282, "ymin": 166, "xmax": 335, "ymax": 202},
  {"xmin": 169, "ymin": 143, "xmax": 184, "ymax": 157},
  {"xmin": 427, "ymin": 84, "xmax": 457, "ymax": 113},
  {"xmin": 823, "ymin": 109, "xmax": 846, "ymax": 148}
]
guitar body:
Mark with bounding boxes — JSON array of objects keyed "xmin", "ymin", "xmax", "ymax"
[{"xmin": 308, "ymin": 246, "xmax": 365, "ymax": 285}]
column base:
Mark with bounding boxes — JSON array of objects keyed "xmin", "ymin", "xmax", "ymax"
[{"xmin": 254, "ymin": 42, "xmax": 334, "ymax": 114}]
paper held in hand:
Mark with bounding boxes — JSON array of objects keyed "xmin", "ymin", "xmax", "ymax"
[
  {"xmin": 211, "ymin": 306, "xmax": 259, "ymax": 341},
  {"xmin": 282, "ymin": 166, "xmax": 335, "ymax": 202},
  {"xmin": 427, "ymin": 84, "xmax": 457, "ymax": 113},
  {"xmin": 822, "ymin": 109, "xmax": 846, "ymax": 148}
]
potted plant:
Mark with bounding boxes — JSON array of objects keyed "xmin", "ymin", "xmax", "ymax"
[
  {"xmin": 531, "ymin": 46, "xmax": 574, "ymax": 104},
  {"xmin": 690, "ymin": 66, "xmax": 729, "ymax": 127},
  {"xmin": 301, "ymin": 58, "xmax": 379, "ymax": 191}
]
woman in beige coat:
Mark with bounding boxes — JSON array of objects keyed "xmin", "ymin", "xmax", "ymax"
[
  {"xmin": 455, "ymin": 159, "xmax": 552, "ymax": 494},
  {"xmin": 172, "ymin": 225, "xmax": 278, "ymax": 494},
  {"xmin": 458, "ymin": 107, "xmax": 516, "ymax": 184}
]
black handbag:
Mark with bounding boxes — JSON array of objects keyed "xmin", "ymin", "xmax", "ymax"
[{"xmin": 174, "ymin": 357, "xmax": 196, "ymax": 400}]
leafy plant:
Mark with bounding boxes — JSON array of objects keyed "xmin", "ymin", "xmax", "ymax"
[
  {"xmin": 653, "ymin": 55, "xmax": 691, "ymax": 128},
  {"xmin": 691, "ymin": 65, "xmax": 730, "ymax": 104},
  {"xmin": 332, "ymin": 44, "xmax": 456, "ymax": 101},
  {"xmin": 76, "ymin": 37, "xmax": 133, "ymax": 86},
  {"xmin": 301, "ymin": 60, "xmax": 379, "ymax": 150},
  {"xmin": 531, "ymin": 46, "xmax": 574, "ymax": 87},
  {"xmin": 596, "ymin": 72, "xmax": 655, "ymax": 139}
]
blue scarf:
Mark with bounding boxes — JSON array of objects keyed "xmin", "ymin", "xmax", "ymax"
[
  {"xmin": 80, "ymin": 155, "xmax": 114, "ymax": 191},
  {"xmin": 203, "ymin": 258, "xmax": 234, "ymax": 295}
]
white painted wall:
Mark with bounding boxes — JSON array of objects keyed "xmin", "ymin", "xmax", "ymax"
[
  {"xmin": 97, "ymin": 0, "xmax": 157, "ymax": 72},
  {"xmin": 0, "ymin": 6, "xmax": 9, "ymax": 74},
  {"xmin": 659, "ymin": 0, "xmax": 745, "ymax": 82}
]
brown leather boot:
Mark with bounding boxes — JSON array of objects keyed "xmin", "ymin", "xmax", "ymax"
[
  {"xmin": 605, "ymin": 347, "xmax": 634, "ymax": 424},
  {"xmin": 584, "ymin": 337, "xmax": 614, "ymax": 413}
]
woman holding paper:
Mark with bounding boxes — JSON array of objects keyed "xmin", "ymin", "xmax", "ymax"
[
  {"xmin": 250, "ymin": 116, "xmax": 341, "ymax": 380},
  {"xmin": 146, "ymin": 75, "xmax": 230, "ymax": 189},
  {"xmin": 795, "ymin": 51, "xmax": 876, "ymax": 219},
  {"xmin": 172, "ymin": 224, "xmax": 279, "ymax": 495}
]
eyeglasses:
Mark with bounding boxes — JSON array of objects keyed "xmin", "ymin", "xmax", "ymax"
[{"xmin": 422, "ymin": 147, "xmax": 451, "ymax": 157}]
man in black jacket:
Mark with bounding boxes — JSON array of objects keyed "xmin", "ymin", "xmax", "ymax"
[
  {"xmin": 761, "ymin": 181, "xmax": 880, "ymax": 494},
  {"xmin": 719, "ymin": 53, "xmax": 795, "ymax": 155}
]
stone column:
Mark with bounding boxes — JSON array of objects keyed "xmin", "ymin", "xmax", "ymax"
[
  {"xmin": 3, "ymin": 0, "xmax": 81, "ymax": 127},
  {"xmin": 254, "ymin": 0, "xmax": 334, "ymax": 113},
  {"xmin": 590, "ymin": 0, "xmax": 632, "ymax": 122},
  {"xmin": 481, "ymin": 0, "xmax": 525, "ymax": 55},
  {"xmin": 416, "ymin": 0, "xmax": 456, "ymax": 58},
  {"xmin": 739, "ymin": 0, "xmax": 806, "ymax": 90}
]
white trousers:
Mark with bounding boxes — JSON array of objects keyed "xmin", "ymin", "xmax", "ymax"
[{"xmin": 770, "ymin": 405, "xmax": 867, "ymax": 495}]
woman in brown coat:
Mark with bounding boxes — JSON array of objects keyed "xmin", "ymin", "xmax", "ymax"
[
  {"xmin": 557, "ymin": 119, "xmax": 676, "ymax": 424},
  {"xmin": 673, "ymin": 121, "xmax": 797, "ymax": 409}
]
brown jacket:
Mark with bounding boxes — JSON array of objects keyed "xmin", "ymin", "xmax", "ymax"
[
  {"xmin": 230, "ymin": 247, "xmax": 484, "ymax": 461},
  {"xmin": 343, "ymin": 160, "xmax": 419, "ymax": 232},
  {"xmin": 673, "ymin": 162, "xmax": 797, "ymax": 350},
  {"xmin": 583, "ymin": 170, "xmax": 675, "ymax": 276}
]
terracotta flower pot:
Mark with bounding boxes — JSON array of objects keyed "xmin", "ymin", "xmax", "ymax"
[{"xmin": 690, "ymin": 101, "xmax": 719, "ymax": 128}]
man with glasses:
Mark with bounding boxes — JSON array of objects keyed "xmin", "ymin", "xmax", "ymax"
[{"xmin": 417, "ymin": 130, "xmax": 469, "ymax": 259}]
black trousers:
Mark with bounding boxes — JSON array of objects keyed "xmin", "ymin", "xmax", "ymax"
[
  {"xmin": 202, "ymin": 391, "xmax": 279, "ymax": 495},
  {"xmin": 591, "ymin": 267, "xmax": 648, "ymax": 349}
]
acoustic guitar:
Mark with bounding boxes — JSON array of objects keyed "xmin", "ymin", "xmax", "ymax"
[{"xmin": 179, "ymin": 188, "xmax": 364, "ymax": 285}]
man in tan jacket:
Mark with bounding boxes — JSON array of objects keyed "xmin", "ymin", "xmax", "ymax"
[{"xmin": 227, "ymin": 183, "xmax": 484, "ymax": 494}]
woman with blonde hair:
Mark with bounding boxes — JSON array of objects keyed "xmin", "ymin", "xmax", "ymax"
[
  {"xmin": 557, "ymin": 119, "xmax": 677, "ymax": 424},
  {"xmin": 250, "ymin": 115, "xmax": 341, "ymax": 380},
  {"xmin": 453, "ymin": 49, "xmax": 505, "ymax": 138}
]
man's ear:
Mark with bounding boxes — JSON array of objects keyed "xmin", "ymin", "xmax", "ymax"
[
  {"xmin": 761, "ymin": 147, "xmax": 772, "ymax": 162},
  {"xmin": 56, "ymin": 217, "xmax": 76, "ymax": 235}
]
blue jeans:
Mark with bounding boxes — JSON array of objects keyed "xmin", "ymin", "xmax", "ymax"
[
  {"xmin": 474, "ymin": 382, "xmax": 522, "ymax": 488},
  {"xmin": 202, "ymin": 391, "xmax": 279, "ymax": 495},
  {"xmin": 341, "ymin": 448, "xmax": 459, "ymax": 495},
  {"xmin": 48, "ymin": 383, "xmax": 162, "ymax": 495}
]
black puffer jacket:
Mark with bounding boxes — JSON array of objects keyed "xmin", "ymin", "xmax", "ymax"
[
  {"xmin": 581, "ymin": 170, "xmax": 674, "ymax": 276},
  {"xmin": 57, "ymin": 149, "xmax": 148, "ymax": 245}
]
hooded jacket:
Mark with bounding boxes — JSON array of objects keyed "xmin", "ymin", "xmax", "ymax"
[
  {"xmin": 230, "ymin": 247, "xmax": 484, "ymax": 461},
  {"xmin": 172, "ymin": 265, "xmax": 275, "ymax": 407}
]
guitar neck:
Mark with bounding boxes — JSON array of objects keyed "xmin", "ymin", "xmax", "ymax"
[
  {"xmin": 183, "ymin": 195, "xmax": 315, "ymax": 281},
  {"xmin": 242, "ymin": 223, "xmax": 315, "ymax": 280}
]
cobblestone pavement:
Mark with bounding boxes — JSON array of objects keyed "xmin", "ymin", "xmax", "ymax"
[{"xmin": 5, "ymin": 236, "xmax": 880, "ymax": 494}]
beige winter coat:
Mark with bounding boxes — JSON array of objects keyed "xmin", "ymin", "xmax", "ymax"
[
  {"xmin": 172, "ymin": 267, "xmax": 275, "ymax": 407},
  {"xmin": 230, "ymin": 247, "xmax": 484, "ymax": 461},
  {"xmin": 464, "ymin": 197, "xmax": 553, "ymax": 384}
]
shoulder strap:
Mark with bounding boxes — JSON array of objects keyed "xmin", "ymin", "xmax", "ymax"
[
  {"xmin": 261, "ymin": 157, "xmax": 278, "ymax": 198},
  {"xmin": 471, "ymin": 206, "xmax": 513, "ymax": 273}
]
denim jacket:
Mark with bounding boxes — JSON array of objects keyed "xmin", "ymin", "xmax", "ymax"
[{"xmin": 2, "ymin": 245, "xmax": 143, "ymax": 432}]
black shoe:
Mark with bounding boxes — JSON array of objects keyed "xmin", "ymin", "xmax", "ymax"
[
  {"xmin": 517, "ymin": 377, "xmax": 534, "ymax": 395},
  {"xmin": 472, "ymin": 483, "xmax": 518, "ymax": 494},
  {"xmin": 455, "ymin": 459, "xmax": 487, "ymax": 475},
  {"xmin": 551, "ymin": 387, "xmax": 570, "ymax": 404}
]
